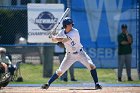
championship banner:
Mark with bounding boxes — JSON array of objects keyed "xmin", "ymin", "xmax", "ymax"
[{"xmin": 27, "ymin": 4, "xmax": 64, "ymax": 43}]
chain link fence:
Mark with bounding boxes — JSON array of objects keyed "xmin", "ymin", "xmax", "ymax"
[
  {"xmin": 0, "ymin": 6, "xmax": 47, "ymax": 64},
  {"xmin": 0, "ymin": 6, "xmax": 27, "ymax": 45}
]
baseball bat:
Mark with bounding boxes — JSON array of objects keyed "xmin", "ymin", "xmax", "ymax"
[{"xmin": 49, "ymin": 8, "xmax": 70, "ymax": 38}]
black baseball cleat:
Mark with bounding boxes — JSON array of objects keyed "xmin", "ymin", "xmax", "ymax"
[
  {"xmin": 71, "ymin": 79, "xmax": 77, "ymax": 81},
  {"xmin": 63, "ymin": 78, "xmax": 68, "ymax": 82},
  {"xmin": 128, "ymin": 77, "xmax": 133, "ymax": 81},
  {"xmin": 118, "ymin": 77, "xmax": 122, "ymax": 82},
  {"xmin": 95, "ymin": 84, "xmax": 102, "ymax": 89},
  {"xmin": 41, "ymin": 83, "xmax": 50, "ymax": 89}
]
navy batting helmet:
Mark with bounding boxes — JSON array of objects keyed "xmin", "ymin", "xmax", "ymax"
[{"xmin": 62, "ymin": 17, "xmax": 74, "ymax": 28}]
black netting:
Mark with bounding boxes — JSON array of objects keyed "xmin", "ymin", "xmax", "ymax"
[{"xmin": 0, "ymin": 6, "xmax": 27, "ymax": 45}]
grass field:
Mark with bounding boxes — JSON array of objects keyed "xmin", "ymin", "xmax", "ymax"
[{"xmin": 10, "ymin": 63, "xmax": 140, "ymax": 84}]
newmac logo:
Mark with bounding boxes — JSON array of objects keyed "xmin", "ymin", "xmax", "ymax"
[{"xmin": 35, "ymin": 11, "xmax": 58, "ymax": 31}]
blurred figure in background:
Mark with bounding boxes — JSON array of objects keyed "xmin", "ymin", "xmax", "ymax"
[
  {"xmin": 0, "ymin": 47, "xmax": 11, "ymax": 73},
  {"xmin": 117, "ymin": 24, "xmax": 133, "ymax": 82},
  {"xmin": 55, "ymin": 42, "xmax": 77, "ymax": 82}
]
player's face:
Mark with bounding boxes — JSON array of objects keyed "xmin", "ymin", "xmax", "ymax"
[
  {"xmin": 122, "ymin": 28, "xmax": 127, "ymax": 34},
  {"xmin": 65, "ymin": 24, "xmax": 73, "ymax": 32}
]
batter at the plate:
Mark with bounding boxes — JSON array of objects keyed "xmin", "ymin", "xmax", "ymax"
[{"xmin": 41, "ymin": 17, "xmax": 102, "ymax": 90}]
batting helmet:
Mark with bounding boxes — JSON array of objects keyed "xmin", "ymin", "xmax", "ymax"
[{"xmin": 62, "ymin": 17, "xmax": 74, "ymax": 28}]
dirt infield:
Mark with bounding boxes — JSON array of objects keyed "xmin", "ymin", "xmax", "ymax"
[{"xmin": 0, "ymin": 87, "xmax": 139, "ymax": 93}]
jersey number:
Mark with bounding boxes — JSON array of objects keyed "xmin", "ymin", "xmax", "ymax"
[{"xmin": 71, "ymin": 41, "xmax": 76, "ymax": 46}]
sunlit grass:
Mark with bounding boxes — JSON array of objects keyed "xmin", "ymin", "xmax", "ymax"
[{"xmin": 10, "ymin": 63, "xmax": 140, "ymax": 84}]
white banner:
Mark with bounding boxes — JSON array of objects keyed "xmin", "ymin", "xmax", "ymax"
[{"xmin": 27, "ymin": 4, "xmax": 64, "ymax": 43}]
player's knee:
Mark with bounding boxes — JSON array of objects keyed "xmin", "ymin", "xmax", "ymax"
[
  {"xmin": 56, "ymin": 70, "xmax": 63, "ymax": 76},
  {"xmin": 90, "ymin": 64, "xmax": 96, "ymax": 70}
]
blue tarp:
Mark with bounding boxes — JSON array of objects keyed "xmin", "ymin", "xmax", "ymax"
[{"xmin": 62, "ymin": 0, "xmax": 138, "ymax": 68}]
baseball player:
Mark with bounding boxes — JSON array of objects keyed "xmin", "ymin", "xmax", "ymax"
[{"xmin": 41, "ymin": 17, "xmax": 102, "ymax": 90}]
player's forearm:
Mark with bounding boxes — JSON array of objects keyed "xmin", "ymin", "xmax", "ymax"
[
  {"xmin": 121, "ymin": 41, "xmax": 129, "ymax": 45},
  {"xmin": 127, "ymin": 35, "xmax": 132, "ymax": 44},
  {"xmin": 52, "ymin": 38, "xmax": 58, "ymax": 43},
  {"xmin": 52, "ymin": 38, "xmax": 69, "ymax": 43},
  {"xmin": 62, "ymin": 38, "xmax": 69, "ymax": 43}
]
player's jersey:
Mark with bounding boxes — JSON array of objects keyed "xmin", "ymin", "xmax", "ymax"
[{"xmin": 63, "ymin": 28, "xmax": 83, "ymax": 53}]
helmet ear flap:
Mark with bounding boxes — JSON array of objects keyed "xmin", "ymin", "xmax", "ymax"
[
  {"xmin": 63, "ymin": 25, "xmax": 66, "ymax": 28},
  {"xmin": 63, "ymin": 24, "xmax": 73, "ymax": 28},
  {"xmin": 72, "ymin": 24, "xmax": 74, "ymax": 26}
]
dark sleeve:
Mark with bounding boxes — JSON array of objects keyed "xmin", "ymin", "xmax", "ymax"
[
  {"xmin": 117, "ymin": 34, "xmax": 123, "ymax": 45},
  {"xmin": 57, "ymin": 42, "xmax": 65, "ymax": 48},
  {"xmin": 6, "ymin": 53, "xmax": 12, "ymax": 61},
  {"xmin": 128, "ymin": 34, "xmax": 133, "ymax": 44}
]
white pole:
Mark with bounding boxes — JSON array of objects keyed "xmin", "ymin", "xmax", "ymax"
[
  {"xmin": 31, "ymin": 0, "xmax": 36, "ymax": 3},
  {"xmin": 57, "ymin": 0, "xmax": 61, "ymax": 3},
  {"xmin": 41, "ymin": 0, "xmax": 46, "ymax": 3},
  {"xmin": 17, "ymin": 0, "xmax": 21, "ymax": 6}
]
